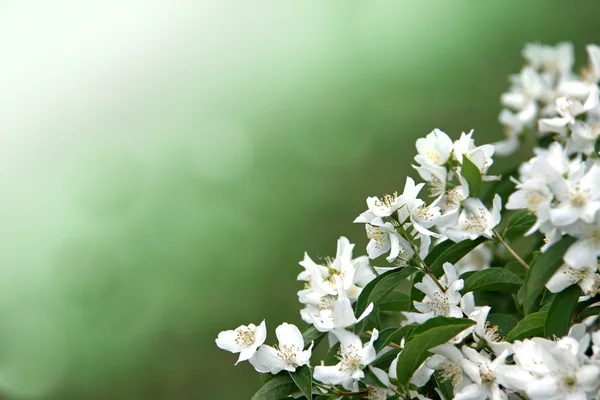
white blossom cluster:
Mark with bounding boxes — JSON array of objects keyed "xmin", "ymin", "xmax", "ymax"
[{"xmin": 216, "ymin": 42, "xmax": 600, "ymax": 400}]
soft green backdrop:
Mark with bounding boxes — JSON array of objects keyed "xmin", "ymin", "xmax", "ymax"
[{"xmin": 0, "ymin": 2, "xmax": 598, "ymax": 399}]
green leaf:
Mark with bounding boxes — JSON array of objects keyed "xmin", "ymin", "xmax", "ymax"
[
  {"xmin": 486, "ymin": 313, "xmax": 519, "ymax": 336},
  {"xmin": 545, "ymin": 285, "xmax": 581, "ymax": 339},
  {"xmin": 505, "ymin": 312, "xmax": 547, "ymax": 342},
  {"xmin": 409, "ymin": 272, "xmax": 426, "ymax": 310},
  {"xmin": 482, "ymin": 165, "xmax": 519, "ymax": 204},
  {"xmin": 379, "ymin": 291, "xmax": 411, "ymax": 312},
  {"xmin": 462, "ymin": 268, "xmax": 523, "ymax": 294},
  {"xmin": 301, "ymin": 325, "xmax": 325, "ymax": 349},
  {"xmin": 423, "ymin": 240, "xmax": 454, "ymax": 266},
  {"xmin": 374, "ymin": 325, "xmax": 416, "ymax": 352},
  {"xmin": 395, "ymin": 319, "xmax": 475, "ymax": 387},
  {"xmin": 324, "ymin": 342, "xmax": 340, "ymax": 366},
  {"xmin": 503, "ymin": 210, "xmax": 537, "ymax": 240},
  {"xmin": 523, "ymin": 236, "xmax": 576, "ymax": 314},
  {"xmin": 289, "ymin": 365, "xmax": 312, "ymax": 400},
  {"xmin": 462, "ymin": 156, "xmax": 483, "ymax": 197},
  {"xmin": 372, "ymin": 347, "xmax": 400, "ymax": 370},
  {"xmin": 362, "ymin": 366, "xmax": 388, "ymax": 388},
  {"xmin": 505, "ymin": 260, "xmax": 527, "ymax": 280},
  {"xmin": 354, "ymin": 267, "xmax": 417, "ymax": 319},
  {"xmin": 251, "ymin": 374, "xmax": 296, "ymax": 400},
  {"xmin": 434, "ymin": 371, "xmax": 454, "ymax": 400},
  {"xmin": 580, "ymin": 306, "xmax": 600, "ymax": 320},
  {"xmin": 406, "ymin": 316, "xmax": 475, "ymax": 342},
  {"xmin": 428, "ymin": 237, "xmax": 487, "ymax": 277}
]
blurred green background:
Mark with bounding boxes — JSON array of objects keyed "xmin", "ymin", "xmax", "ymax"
[{"xmin": 0, "ymin": 1, "xmax": 598, "ymax": 399}]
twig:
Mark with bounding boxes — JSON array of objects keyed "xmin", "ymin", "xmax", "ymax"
[{"xmin": 493, "ymin": 229, "xmax": 529, "ymax": 270}]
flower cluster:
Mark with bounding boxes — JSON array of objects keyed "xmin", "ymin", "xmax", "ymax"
[{"xmin": 216, "ymin": 42, "xmax": 600, "ymax": 400}]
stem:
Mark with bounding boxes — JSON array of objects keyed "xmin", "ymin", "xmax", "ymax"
[
  {"xmin": 493, "ymin": 229, "xmax": 529, "ymax": 270},
  {"xmin": 339, "ymin": 389, "xmax": 369, "ymax": 396},
  {"xmin": 394, "ymin": 220, "xmax": 446, "ymax": 292},
  {"xmin": 425, "ymin": 269, "xmax": 447, "ymax": 293}
]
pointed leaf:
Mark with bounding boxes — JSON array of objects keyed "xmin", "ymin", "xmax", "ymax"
[
  {"xmin": 580, "ymin": 306, "xmax": 600, "ymax": 320},
  {"xmin": 379, "ymin": 291, "xmax": 411, "ymax": 312},
  {"xmin": 289, "ymin": 365, "xmax": 312, "ymax": 400},
  {"xmin": 354, "ymin": 267, "xmax": 417, "ymax": 319},
  {"xmin": 505, "ymin": 260, "xmax": 527, "ymax": 280},
  {"xmin": 395, "ymin": 319, "xmax": 475, "ymax": 387},
  {"xmin": 486, "ymin": 313, "xmax": 519, "ymax": 336},
  {"xmin": 505, "ymin": 312, "xmax": 547, "ymax": 342},
  {"xmin": 251, "ymin": 374, "xmax": 296, "ymax": 400},
  {"xmin": 503, "ymin": 209, "xmax": 537, "ymax": 240},
  {"xmin": 461, "ymin": 156, "xmax": 483, "ymax": 197},
  {"xmin": 406, "ymin": 316, "xmax": 475, "ymax": 342},
  {"xmin": 523, "ymin": 236, "xmax": 576, "ymax": 314},
  {"xmin": 461, "ymin": 267, "xmax": 523, "ymax": 294},
  {"xmin": 301, "ymin": 325, "xmax": 325, "ymax": 349},
  {"xmin": 373, "ymin": 325, "xmax": 416, "ymax": 352},
  {"xmin": 428, "ymin": 238, "xmax": 487, "ymax": 277},
  {"xmin": 545, "ymin": 285, "xmax": 581, "ymax": 339}
]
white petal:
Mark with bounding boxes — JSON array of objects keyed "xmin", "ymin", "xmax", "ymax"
[
  {"xmin": 276, "ymin": 323, "xmax": 304, "ymax": 349},
  {"xmin": 313, "ymin": 365, "xmax": 348, "ymax": 385}
]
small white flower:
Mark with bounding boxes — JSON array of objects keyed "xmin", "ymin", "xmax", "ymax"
[
  {"xmin": 414, "ymin": 128, "xmax": 454, "ymax": 167},
  {"xmin": 496, "ymin": 337, "xmax": 600, "ymax": 400},
  {"xmin": 313, "ymin": 328, "xmax": 379, "ymax": 391},
  {"xmin": 546, "ymin": 263, "xmax": 600, "ymax": 296},
  {"xmin": 403, "ymin": 262, "xmax": 464, "ymax": 324},
  {"xmin": 397, "ymin": 177, "xmax": 442, "ymax": 238},
  {"xmin": 300, "ymin": 278, "xmax": 374, "ymax": 332},
  {"xmin": 446, "ymin": 195, "xmax": 502, "ymax": 243},
  {"xmin": 249, "ymin": 323, "xmax": 313, "ymax": 374},
  {"xmin": 469, "ymin": 306, "xmax": 513, "ymax": 356},
  {"xmin": 215, "ymin": 320, "xmax": 267, "ymax": 364},
  {"xmin": 550, "ymin": 162, "xmax": 600, "ymax": 227},
  {"xmin": 297, "ymin": 237, "xmax": 373, "ymax": 305},
  {"xmin": 563, "ymin": 216, "xmax": 600, "ymax": 268}
]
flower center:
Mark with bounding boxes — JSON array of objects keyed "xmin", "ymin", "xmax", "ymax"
[
  {"xmin": 569, "ymin": 187, "xmax": 588, "ymax": 207},
  {"xmin": 374, "ymin": 193, "xmax": 399, "ymax": 209},
  {"xmin": 366, "ymin": 225, "xmax": 387, "ymax": 248},
  {"xmin": 276, "ymin": 344, "xmax": 300, "ymax": 366},
  {"xmin": 426, "ymin": 150, "xmax": 441, "ymax": 164},
  {"xmin": 464, "ymin": 208, "xmax": 488, "ymax": 233},
  {"xmin": 562, "ymin": 375, "xmax": 577, "ymax": 389},
  {"xmin": 413, "ymin": 204, "xmax": 435, "ymax": 222},
  {"xmin": 234, "ymin": 326, "xmax": 255, "ymax": 346},
  {"xmin": 338, "ymin": 346, "xmax": 362, "ymax": 373},
  {"xmin": 430, "ymin": 292, "xmax": 450, "ymax": 316}
]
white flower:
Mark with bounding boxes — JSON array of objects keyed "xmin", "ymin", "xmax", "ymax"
[
  {"xmin": 300, "ymin": 278, "xmax": 374, "ymax": 332},
  {"xmin": 522, "ymin": 42, "xmax": 574, "ymax": 75},
  {"xmin": 549, "ymin": 162, "xmax": 600, "ymax": 227},
  {"xmin": 563, "ymin": 216, "xmax": 600, "ymax": 268},
  {"xmin": 444, "ymin": 346, "xmax": 510, "ymax": 400},
  {"xmin": 313, "ymin": 328, "xmax": 379, "ymax": 391},
  {"xmin": 215, "ymin": 320, "xmax": 267, "ymax": 364},
  {"xmin": 249, "ymin": 323, "xmax": 312, "ymax": 374},
  {"xmin": 567, "ymin": 120, "xmax": 600, "ymax": 155},
  {"xmin": 496, "ymin": 337, "xmax": 600, "ymax": 400},
  {"xmin": 469, "ymin": 306, "xmax": 513, "ymax": 356},
  {"xmin": 414, "ymin": 128, "xmax": 454, "ymax": 167},
  {"xmin": 365, "ymin": 192, "xmax": 403, "ymax": 219},
  {"xmin": 453, "ymin": 130, "xmax": 496, "ymax": 177},
  {"xmin": 365, "ymin": 218, "xmax": 407, "ymax": 262},
  {"xmin": 297, "ymin": 237, "xmax": 373, "ymax": 305},
  {"xmin": 397, "ymin": 177, "xmax": 442, "ymax": 238},
  {"xmin": 546, "ymin": 263, "xmax": 600, "ymax": 296},
  {"xmin": 403, "ymin": 262, "xmax": 464, "ymax": 324},
  {"xmin": 446, "ymin": 195, "xmax": 502, "ymax": 242}
]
